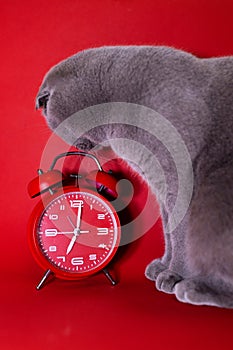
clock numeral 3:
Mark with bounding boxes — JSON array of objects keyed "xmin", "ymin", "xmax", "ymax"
[{"xmin": 97, "ymin": 228, "xmax": 109, "ymax": 235}]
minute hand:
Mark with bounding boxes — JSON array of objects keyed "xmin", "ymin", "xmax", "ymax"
[
  {"xmin": 76, "ymin": 204, "xmax": 82, "ymax": 229},
  {"xmin": 66, "ymin": 205, "xmax": 83, "ymax": 255}
]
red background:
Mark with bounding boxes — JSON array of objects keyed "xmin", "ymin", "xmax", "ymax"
[{"xmin": 1, "ymin": 0, "xmax": 233, "ymax": 349}]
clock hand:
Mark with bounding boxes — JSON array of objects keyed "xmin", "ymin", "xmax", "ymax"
[
  {"xmin": 66, "ymin": 231, "xmax": 79, "ymax": 255},
  {"xmin": 66, "ymin": 215, "xmax": 88, "ymax": 234},
  {"xmin": 76, "ymin": 204, "xmax": 82, "ymax": 229},
  {"xmin": 65, "ymin": 229, "xmax": 90, "ymax": 255},
  {"xmin": 66, "ymin": 205, "xmax": 82, "ymax": 230},
  {"xmin": 65, "ymin": 206, "xmax": 82, "ymax": 255},
  {"xmin": 66, "ymin": 205, "xmax": 83, "ymax": 255},
  {"xmin": 66, "ymin": 205, "xmax": 84, "ymax": 255},
  {"xmin": 67, "ymin": 215, "xmax": 75, "ymax": 229},
  {"xmin": 56, "ymin": 230, "xmax": 90, "ymax": 235},
  {"xmin": 44, "ymin": 230, "xmax": 90, "ymax": 236}
]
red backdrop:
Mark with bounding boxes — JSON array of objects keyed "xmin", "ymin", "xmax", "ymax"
[{"xmin": 1, "ymin": 0, "xmax": 233, "ymax": 349}]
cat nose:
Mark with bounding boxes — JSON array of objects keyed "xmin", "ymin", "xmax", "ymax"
[{"xmin": 36, "ymin": 91, "xmax": 50, "ymax": 110}]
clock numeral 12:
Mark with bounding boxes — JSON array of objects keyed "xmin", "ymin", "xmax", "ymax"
[{"xmin": 69, "ymin": 200, "xmax": 84, "ymax": 208}]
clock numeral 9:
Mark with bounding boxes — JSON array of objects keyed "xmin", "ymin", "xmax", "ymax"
[{"xmin": 45, "ymin": 228, "xmax": 58, "ymax": 236}]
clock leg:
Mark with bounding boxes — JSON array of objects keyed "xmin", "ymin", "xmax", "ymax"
[
  {"xmin": 102, "ymin": 268, "xmax": 117, "ymax": 286},
  {"xmin": 36, "ymin": 269, "xmax": 53, "ymax": 290}
]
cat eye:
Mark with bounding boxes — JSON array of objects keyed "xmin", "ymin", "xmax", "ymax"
[{"xmin": 36, "ymin": 91, "xmax": 50, "ymax": 111}]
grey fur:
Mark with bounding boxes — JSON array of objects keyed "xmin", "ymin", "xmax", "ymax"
[{"xmin": 36, "ymin": 46, "xmax": 233, "ymax": 308}]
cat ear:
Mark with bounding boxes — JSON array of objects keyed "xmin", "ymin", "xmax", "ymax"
[{"xmin": 35, "ymin": 91, "xmax": 50, "ymax": 110}]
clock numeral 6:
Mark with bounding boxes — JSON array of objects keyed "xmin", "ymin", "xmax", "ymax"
[{"xmin": 71, "ymin": 257, "xmax": 84, "ymax": 266}]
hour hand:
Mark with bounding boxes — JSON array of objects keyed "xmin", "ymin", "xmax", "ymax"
[
  {"xmin": 66, "ymin": 205, "xmax": 83, "ymax": 255},
  {"xmin": 66, "ymin": 234, "xmax": 77, "ymax": 255}
]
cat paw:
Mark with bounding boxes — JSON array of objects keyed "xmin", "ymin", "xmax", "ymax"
[
  {"xmin": 156, "ymin": 269, "xmax": 183, "ymax": 293},
  {"xmin": 175, "ymin": 278, "xmax": 233, "ymax": 308},
  {"xmin": 145, "ymin": 259, "xmax": 168, "ymax": 281}
]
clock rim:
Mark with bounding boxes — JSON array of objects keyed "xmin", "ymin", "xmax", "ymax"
[{"xmin": 28, "ymin": 186, "xmax": 121, "ymax": 280}]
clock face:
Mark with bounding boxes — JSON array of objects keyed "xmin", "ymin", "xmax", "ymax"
[{"xmin": 29, "ymin": 188, "xmax": 121, "ymax": 279}]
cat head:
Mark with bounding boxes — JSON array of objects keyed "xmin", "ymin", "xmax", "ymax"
[{"xmin": 36, "ymin": 49, "xmax": 114, "ymax": 150}]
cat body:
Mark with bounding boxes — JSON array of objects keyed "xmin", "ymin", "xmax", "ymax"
[{"xmin": 37, "ymin": 46, "xmax": 233, "ymax": 308}]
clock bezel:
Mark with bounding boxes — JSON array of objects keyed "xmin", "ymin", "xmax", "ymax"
[{"xmin": 28, "ymin": 186, "xmax": 121, "ymax": 280}]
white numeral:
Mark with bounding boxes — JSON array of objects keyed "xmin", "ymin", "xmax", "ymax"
[
  {"xmin": 45, "ymin": 228, "xmax": 57, "ymax": 237},
  {"xmin": 60, "ymin": 205, "xmax": 65, "ymax": 211},
  {"xmin": 97, "ymin": 214, "xmax": 105, "ymax": 220},
  {"xmin": 89, "ymin": 254, "xmax": 97, "ymax": 261},
  {"xmin": 49, "ymin": 214, "xmax": 58, "ymax": 220},
  {"xmin": 98, "ymin": 243, "xmax": 107, "ymax": 249},
  {"xmin": 71, "ymin": 257, "xmax": 84, "ymax": 265},
  {"xmin": 97, "ymin": 228, "xmax": 109, "ymax": 235},
  {"xmin": 57, "ymin": 256, "xmax": 65, "ymax": 262},
  {"xmin": 69, "ymin": 200, "xmax": 84, "ymax": 208},
  {"xmin": 49, "ymin": 246, "xmax": 57, "ymax": 252}
]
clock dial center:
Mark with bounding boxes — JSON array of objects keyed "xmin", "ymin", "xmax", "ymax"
[{"xmin": 73, "ymin": 227, "xmax": 80, "ymax": 235}]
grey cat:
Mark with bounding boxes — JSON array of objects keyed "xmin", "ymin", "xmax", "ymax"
[{"xmin": 36, "ymin": 46, "xmax": 233, "ymax": 308}]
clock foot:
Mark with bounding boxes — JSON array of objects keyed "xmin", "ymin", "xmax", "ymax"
[
  {"xmin": 36, "ymin": 269, "xmax": 53, "ymax": 290},
  {"xmin": 102, "ymin": 268, "xmax": 117, "ymax": 286}
]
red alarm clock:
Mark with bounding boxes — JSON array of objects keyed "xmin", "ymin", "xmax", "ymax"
[{"xmin": 28, "ymin": 151, "xmax": 121, "ymax": 290}]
